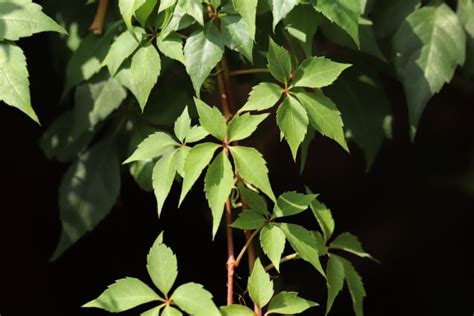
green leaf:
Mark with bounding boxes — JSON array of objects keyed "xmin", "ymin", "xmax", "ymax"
[
  {"xmin": 141, "ymin": 305, "xmax": 164, "ymax": 316},
  {"xmin": 185, "ymin": 126, "xmax": 209, "ymax": 143},
  {"xmin": 205, "ymin": 152, "xmax": 235, "ymax": 237},
  {"xmin": 119, "ymin": 0, "xmax": 147, "ymax": 30},
  {"xmin": 227, "ymin": 113, "xmax": 269, "ymax": 142},
  {"xmin": 135, "ymin": 0, "xmax": 157, "ymax": 26},
  {"xmin": 458, "ymin": 0, "xmax": 474, "ymax": 77},
  {"xmin": 232, "ymin": 0, "xmax": 257, "ymax": 39},
  {"xmin": 267, "ymin": 38, "xmax": 293, "ymax": 84},
  {"xmin": 72, "ymin": 76, "xmax": 127, "ymax": 136},
  {"xmin": 294, "ymin": 91, "xmax": 348, "ymax": 152},
  {"xmin": 278, "ymin": 223, "xmax": 325, "ymax": 277},
  {"xmin": 0, "ymin": 42, "xmax": 38, "ymax": 123},
  {"xmin": 162, "ymin": 306, "xmax": 183, "ymax": 316},
  {"xmin": 325, "ymin": 255, "xmax": 345, "ymax": 315},
  {"xmin": 194, "ymin": 98, "xmax": 227, "ymax": 141},
  {"xmin": 248, "ymin": 258, "xmax": 274, "ymax": 308},
  {"xmin": 116, "ymin": 43, "xmax": 161, "ymax": 111},
  {"xmin": 392, "ymin": 3, "xmax": 466, "ymax": 138},
  {"xmin": 330, "ymin": 232, "xmax": 375, "ymax": 260},
  {"xmin": 238, "ymin": 184, "xmax": 269, "ymax": 216},
  {"xmin": 64, "ymin": 22, "xmax": 121, "ymax": 93},
  {"xmin": 184, "ymin": 24, "xmax": 224, "ymax": 96},
  {"xmin": 239, "ymin": 82, "xmax": 282, "ymax": 113},
  {"xmin": 307, "ymin": 194, "xmax": 334, "ymax": 242},
  {"xmin": 152, "ymin": 151, "xmax": 177, "ymax": 216},
  {"xmin": 220, "ymin": 304, "xmax": 255, "ymax": 316},
  {"xmin": 372, "ymin": 0, "xmax": 421, "ymax": 38},
  {"xmin": 337, "ymin": 256, "xmax": 366, "ymax": 316},
  {"xmin": 276, "ymin": 95, "xmax": 308, "ymax": 160},
  {"xmin": 83, "ymin": 277, "xmax": 160, "ymax": 312},
  {"xmin": 172, "ymin": 283, "xmax": 220, "ymax": 316},
  {"xmin": 130, "ymin": 160, "xmax": 154, "ymax": 191},
  {"xmin": 269, "ymin": 0, "xmax": 299, "ymax": 31},
  {"xmin": 0, "ymin": 1, "xmax": 66, "ymax": 41},
  {"xmin": 124, "ymin": 132, "xmax": 178, "ymax": 164},
  {"xmin": 312, "ymin": 0, "xmax": 361, "ymax": 47},
  {"xmin": 221, "ymin": 15, "xmax": 254, "ymax": 63},
  {"xmin": 231, "ymin": 209, "xmax": 266, "ymax": 229},
  {"xmin": 284, "ymin": 4, "xmax": 322, "ymax": 56},
  {"xmin": 175, "ymin": 146, "xmax": 191, "ymax": 177},
  {"xmin": 158, "ymin": 0, "xmax": 176, "ymax": 13},
  {"xmin": 267, "ymin": 291, "xmax": 318, "ymax": 314},
  {"xmin": 157, "ymin": 32, "xmax": 185, "ymax": 64},
  {"xmin": 260, "ymin": 224, "xmax": 286, "ymax": 272},
  {"xmin": 162, "ymin": 4, "xmax": 195, "ymax": 37},
  {"xmin": 174, "ymin": 107, "xmax": 192, "ymax": 143},
  {"xmin": 229, "ymin": 146, "xmax": 275, "ymax": 201},
  {"xmin": 52, "ymin": 140, "xmax": 120, "ymax": 259},
  {"xmin": 312, "ymin": 230, "xmax": 327, "ymax": 256},
  {"xmin": 324, "ymin": 72, "xmax": 392, "ymax": 169},
  {"xmin": 146, "ymin": 239, "xmax": 178, "ymax": 296},
  {"xmin": 274, "ymin": 191, "xmax": 316, "ymax": 218},
  {"xmin": 180, "ymin": 142, "xmax": 220, "ymax": 204},
  {"xmin": 102, "ymin": 28, "xmax": 143, "ymax": 76},
  {"xmin": 293, "ymin": 57, "xmax": 351, "ymax": 88},
  {"xmin": 178, "ymin": 0, "xmax": 204, "ymax": 25}
]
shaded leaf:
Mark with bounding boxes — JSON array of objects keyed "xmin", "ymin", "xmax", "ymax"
[
  {"xmin": 330, "ymin": 232, "xmax": 375, "ymax": 260},
  {"xmin": 221, "ymin": 15, "xmax": 254, "ymax": 63},
  {"xmin": 178, "ymin": 0, "xmax": 203, "ymax": 25},
  {"xmin": 267, "ymin": 38, "xmax": 293, "ymax": 84},
  {"xmin": 232, "ymin": 0, "xmax": 257, "ymax": 39},
  {"xmin": 238, "ymin": 184, "xmax": 269, "ymax": 216},
  {"xmin": 152, "ymin": 151, "xmax": 177, "ymax": 216},
  {"xmin": 231, "ymin": 209, "xmax": 266, "ymax": 230},
  {"xmin": 337, "ymin": 256, "xmax": 366, "ymax": 316},
  {"xmin": 119, "ymin": 0, "xmax": 147, "ymax": 30},
  {"xmin": 325, "ymin": 255, "xmax": 345, "ymax": 315},
  {"xmin": 273, "ymin": 191, "xmax": 317, "ymax": 218},
  {"xmin": 269, "ymin": 0, "xmax": 299, "ymax": 31},
  {"xmin": 267, "ymin": 291, "xmax": 318, "ymax": 314},
  {"xmin": 102, "ymin": 28, "xmax": 143, "ymax": 76}
]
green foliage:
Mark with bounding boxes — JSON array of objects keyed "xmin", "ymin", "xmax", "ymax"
[{"xmin": 21, "ymin": 0, "xmax": 471, "ymax": 315}]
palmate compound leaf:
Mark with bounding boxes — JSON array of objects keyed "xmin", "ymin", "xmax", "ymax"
[
  {"xmin": 325, "ymin": 255, "xmax": 345, "ymax": 315},
  {"xmin": 0, "ymin": 0, "xmax": 66, "ymax": 41},
  {"xmin": 267, "ymin": 291, "xmax": 318, "ymax": 315},
  {"xmin": 146, "ymin": 237, "xmax": 178, "ymax": 296},
  {"xmin": 83, "ymin": 277, "xmax": 161, "ymax": 312},
  {"xmin": 392, "ymin": 3, "xmax": 466, "ymax": 139},
  {"xmin": 221, "ymin": 15, "xmax": 254, "ymax": 63},
  {"xmin": 179, "ymin": 142, "xmax": 220, "ymax": 205},
  {"xmin": 123, "ymin": 131, "xmax": 178, "ymax": 164},
  {"xmin": 267, "ymin": 38, "xmax": 293, "ymax": 85},
  {"xmin": 116, "ymin": 43, "xmax": 162, "ymax": 111},
  {"xmin": 102, "ymin": 28, "xmax": 144, "ymax": 76},
  {"xmin": 273, "ymin": 191, "xmax": 317, "ymax": 218},
  {"xmin": 312, "ymin": 0, "xmax": 361, "ymax": 47},
  {"xmin": 269, "ymin": 0, "xmax": 299, "ymax": 31},
  {"xmin": 260, "ymin": 224, "xmax": 286, "ymax": 272},
  {"xmin": 232, "ymin": 0, "xmax": 258, "ymax": 40},
  {"xmin": 330, "ymin": 232, "xmax": 376, "ymax": 261},
  {"xmin": 205, "ymin": 151, "xmax": 235, "ymax": 238},
  {"xmin": 172, "ymin": 283, "xmax": 221, "ymax": 316},
  {"xmin": 278, "ymin": 223, "xmax": 325, "ymax": 278},
  {"xmin": 0, "ymin": 42, "xmax": 38, "ymax": 123},
  {"xmin": 227, "ymin": 113, "xmax": 269, "ymax": 142},
  {"xmin": 194, "ymin": 98, "xmax": 227, "ymax": 141},
  {"xmin": 184, "ymin": 23, "xmax": 224, "ymax": 97},
  {"xmin": 294, "ymin": 91, "xmax": 348, "ymax": 152},
  {"xmin": 229, "ymin": 146, "xmax": 276, "ymax": 201},
  {"xmin": 152, "ymin": 150, "xmax": 177, "ymax": 216},
  {"xmin": 52, "ymin": 139, "xmax": 120, "ymax": 259},
  {"xmin": 336, "ymin": 255, "xmax": 367, "ymax": 316},
  {"xmin": 292, "ymin": 57, "xmax": 351, "ymax": 89},
  {"xmin": 248, "ymin": 258, "xmax": 274, "ymax": 308},
  {"xmin": 276, "ymin": 95, "xmax": 309, "ymax": 160},
  {"xmin": 238, "ymin": 82, "xmax": 283, "ymax": 113},
  {"xmin": 220, "ymin": 304, "xmax": 254, "ymax": 316}
]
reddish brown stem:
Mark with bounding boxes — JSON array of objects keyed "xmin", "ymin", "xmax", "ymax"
[
  {"xmin": 225, "ymin": 197, "xmax": 235, "ymax": 305},
  {"xmin": 89, "ymin": 0, "xmax": 108, "ymax": 35}
]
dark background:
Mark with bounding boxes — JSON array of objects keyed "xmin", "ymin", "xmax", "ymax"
[{"xmin": 1, "ymin": 28, "xmax": 473, "ymax": 316}]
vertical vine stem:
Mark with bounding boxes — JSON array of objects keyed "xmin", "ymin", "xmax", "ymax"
[{"xmin": 89, "ymin": 0, "xmax": 108, "ymax": 35}]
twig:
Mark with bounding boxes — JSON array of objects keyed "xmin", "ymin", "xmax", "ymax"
[{"xmin": 89, "ymin": 0, "xmax": 109, "ymax": 35}]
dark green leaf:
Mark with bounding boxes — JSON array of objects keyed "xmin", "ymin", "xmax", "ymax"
[
  {"xmin": 267, "ymin": 38, "xmax": 293, "ymax": 84},
  {"xmin": 269, "ymin": 0, "xmax": 299, "ymax": 31},
  {"xmin": 178, "ymin": 0, "xmax": 204, "ymax": 25},
  {"xmin": 273, "ymin": 191, "xmax": 317, "ymax": 218},
  {"xmin": 238, "ymin": 184, "xmax": 269, "ymax": 216},
  {"xmin": 267, "ymin": 291, "xmax": 318, "ymax": 314},
  {"xmin": 231, "ymin": 209, "xmax": 266, "ymax": 229},
  {"xmin": 337, "ymin": 256, "xmax": 366, "ymax": 316},
  {"xmin": 325, "ymin": 255, "xmax": 345, "ymax": 315},
  {"xmin": 239, "ymin": 82, "xmax": 282, "ymax": 113},
  {"xmin": 152, "ymin": 151, "xmax": 177, "ymax": 216},
  {"xmin": 330, "ymin": 232, "xmax": 375, "ymax": 260},
  {"xmin": 232, "ymin": 0, "xmax": 257, "ymax": 39},
  {"xmin": 392, "ymin": 4, "xmax": 466, "ymax": 138},
  {"xmin": 372, "ymin": 0, "xmax": 421, "ymax": 38},
  {"xmin": 221, "ymin": 15, "xmax": 254, "ymax": 63},
  {"xmin": 284, "ymin": 5, "xmax": 322, "ymax": 56}
]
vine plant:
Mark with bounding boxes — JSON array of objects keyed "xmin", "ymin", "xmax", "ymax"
[{"xmin": 1, "ymin": 0, "xmax": 473, "ymax": 315}]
